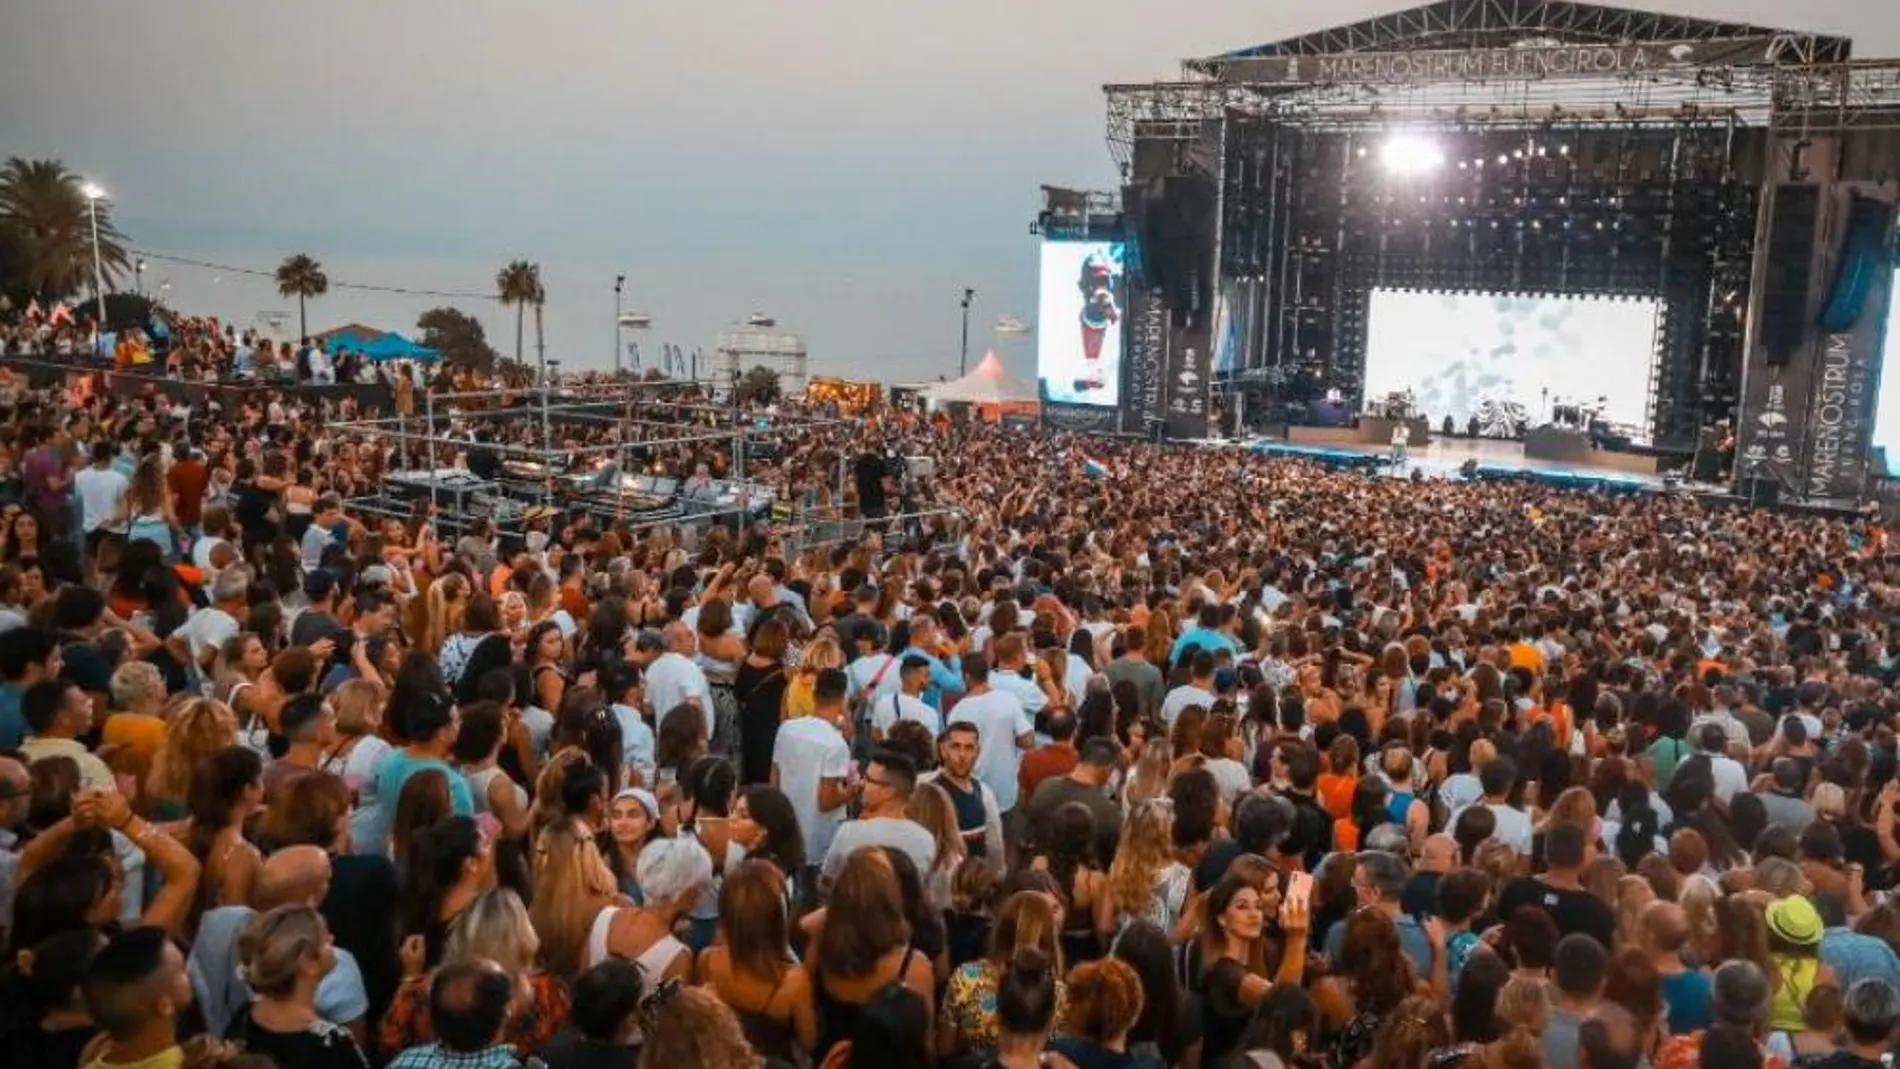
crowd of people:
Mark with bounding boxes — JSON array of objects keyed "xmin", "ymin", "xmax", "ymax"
[{"xmin": 0, "ymin": 333, "xmax": 1898, "ymax": 1069}]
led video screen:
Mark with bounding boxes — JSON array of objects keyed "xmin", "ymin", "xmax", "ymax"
[
  {"xmin": 1870, "ymin": 271, "xmax": 1900, "ymax": 475},
  {"xmin": 1038, "ymin": 240, "xmax": 1125, "ymax": 407},
  {"xmin": 1364, "ymin": 290, "xmax": 1658, "ymax": 432}
]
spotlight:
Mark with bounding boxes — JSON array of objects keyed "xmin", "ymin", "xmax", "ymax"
[{"xmin": 1380, "ymin": 133, "xmax": 1446, "ymax": 174}]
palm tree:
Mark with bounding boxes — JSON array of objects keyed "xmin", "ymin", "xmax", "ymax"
[
  {"xmin": 496, "ymin": 261, "xmax": 542, "ymax": 368},
  {"xmin": 0, "ymin": 157, "xmax": 131, "ymax": 304},
  {"xmin": 274, "ymin": 254, "xmax": 329, "ymax": 341}
]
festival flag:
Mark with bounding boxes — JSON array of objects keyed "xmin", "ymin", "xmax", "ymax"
[
  {"xmin": 1082, "ymin": 454, "xmax": 1110, "ymax": 479},
  {"xmin": 48, "ymin": 302, "xmax": 74, "ymax": 326}
]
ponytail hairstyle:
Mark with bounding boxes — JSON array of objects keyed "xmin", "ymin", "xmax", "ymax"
[
  {"xmin": 1477, "ymin": 977, "xmax": 1550, "ymax": 1069},
  {"xmin": 398, "ymin": 815, "xmax": 483, "ymax": 963},
  {"xmin": 995, "ymin": 945, "xmax": 1060, "ymax": 1039}
]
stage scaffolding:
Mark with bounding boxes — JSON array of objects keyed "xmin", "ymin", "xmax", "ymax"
[{"xmin": 330, "ymin": 379, "xmax": 966, "ymax": 552}]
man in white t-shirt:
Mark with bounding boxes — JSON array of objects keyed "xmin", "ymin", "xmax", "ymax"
[
  {"xmin": 823, "ymin": 748, "xmax": 937, "ymax": 884},
  {"xmin": 73, "ymin": 440, "xmax": 128, "ymax": 551},
  {"xmin": 987, "ymin": 634, "xmax": 1049, "ymax": 720},
  {"xmin": 868, "ymin": 655, "xmax": 942, "ymax": 741},
  {"xmin": 772, "ymin": 669, "xmax": 855, "ymax": 869},
  {"xmin": 638, "ymin": 626, "xmax": 715, "ymax": 741},
  {"xmin": 1691, "ymin": 722, "xmax": 1748, "ymax": 804},
  {"xmin": 1159, "ymin": 649, "xmax": 1220, "ymax": 729},
  {"xmin": 947, "ymin": 654, "xmax": 1033, "ymax": 814},
  {"xmin": 1454, "ymin": 755, "xmax": 1532, "ymax": 855},
  {"xmin": 175, "ymin": 567, "xmax": 250, "ymax": 673}
]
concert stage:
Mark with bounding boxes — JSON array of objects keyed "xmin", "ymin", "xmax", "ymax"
[{"xmin": 1251, "ymin": 434, "xmax": 1669, "ymax": 492}]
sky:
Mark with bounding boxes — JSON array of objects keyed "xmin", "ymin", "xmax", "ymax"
[{"xmin": 1, "ymin": 0, "xmax": 1890, "ymax": 382}]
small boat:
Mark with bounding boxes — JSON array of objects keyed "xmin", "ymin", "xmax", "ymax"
[
  {"xmin": 617, "ymin": 313, "xmax": 652, "ymax": 328},
  {"xmin": 745, "ymin": 312, "xmax": 776, "ymax": 328},
  {"xmin": 996, "ymin": 315, "xmax": 1031, "ymax": 334}
]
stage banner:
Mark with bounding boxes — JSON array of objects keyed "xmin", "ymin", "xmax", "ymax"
[
  {"xmin": 1799, "ymin": 286, "xmax": 1887, "ymax": 507},
  {"xmin": 1165, "ymin": 319, "xmax": 1212, "ymax": 440},
  {"xmin": 1203, "ymin": 37, "xmax": 1796, "ymax": 86},
  {"xmin": 1127, "ymin": 286, "xmax": 1169, "ymax": 428},
  {"xmin": 1041, "ymin": 402, "xmax": 1119, "ymax": 433}
]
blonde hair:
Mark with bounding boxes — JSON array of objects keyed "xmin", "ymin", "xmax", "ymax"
[
  {"xmin": 1126, "ymin": 739, "xmax": 1174, "ymax": 808},
  {"xmin": 236, "ymin": 904, "xmax": 328, "ymax": 999},
  {"xmin": 330, "ymin": 679, "xmax": 385, "ymax": 737},
  {"xmin": 1811, "ymin": 782, "xmax": 1847, "ymax": 821},
  {"xmin": 797, "ymin": 635, "xmax": 844, "ymax": 675},
  {"xmin": 420, "ymin": 573, "xmax": 470, "ymax": 655},
  {"xmin": 445, "ymin": 888, "xmax": 540, "ymax": 973},
  {"xmin": 906, "ymin": 782, "xmax": 964, "ymax": 879},
  {"xmin": 146, "ymin": 698, "xmax": 237, "ymax": 808},
  {"xmin": 530, "ymin": 819, "xmax": 621, "ymax": 977},
  {"xmin": 1537, "ymin": 785, "xmax": 1598, "ymax": 834},
  {"xmin": 1108, "ymin": 799, "xmax": 1177, "ymax": 916},
  {"xmin": 1679, "ymin": 874, "xmax": 1723, "ymax": 964}
]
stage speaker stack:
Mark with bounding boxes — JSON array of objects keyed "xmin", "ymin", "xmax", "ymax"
[{"xmin": 1760, "ymin": 184, "xmax": 1820, "ymax": 366}]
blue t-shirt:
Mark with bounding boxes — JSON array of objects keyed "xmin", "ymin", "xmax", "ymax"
[
  {"xmin": 1660, "ymin": 968, "xmax": 1714, "ymax": 1035},
  {"xmin": 0, "ymin": 684, "xmax": 23, "ymax": 751},
  {"xmin": 360, "ymin": 751, "xmax": 475, "ymax": 856}
]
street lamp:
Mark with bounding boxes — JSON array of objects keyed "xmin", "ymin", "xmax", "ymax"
[
  {"xmin": 80, "ymin": 182, "xmax": 107, "ymax": 326},
  {"xmin": 613, "ymin": 274, "xmax": 626, "ymax": 376},
  {"xmin": 959, "ymin": 287, "xmax": 975, "ymax": 376}
]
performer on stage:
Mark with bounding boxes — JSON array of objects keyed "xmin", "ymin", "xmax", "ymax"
[
  {"xmin": 1074, "ymin": 251, "xmax": 1120, "ymax": 391},
  {"xmin": 1390, "ymin": 421, "xmax": 1411, "ymax": 468}
]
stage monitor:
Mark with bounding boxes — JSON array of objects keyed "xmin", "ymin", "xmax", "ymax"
[
  {"xmin": 1364, "ymin": 290, "xmax": 1657, "ymax": 433},
  {"xmin": 1872, "ymin": 269, "xmax": 1900, "ymax": 475},
  {"xmin": 1038, "ymin": 240, "xmax": 1126, "ymax": 408}
]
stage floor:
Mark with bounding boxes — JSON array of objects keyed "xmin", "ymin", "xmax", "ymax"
[{"xmin": 1252, "ymin": 435, "xmax": 1670, "ymax": 491}]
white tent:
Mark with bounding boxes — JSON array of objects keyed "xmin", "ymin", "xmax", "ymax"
[{"xmin": 919, "ymin": 350, "xmax": 1038, "ymax": 405}]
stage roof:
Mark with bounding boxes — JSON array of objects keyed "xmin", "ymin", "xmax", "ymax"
[{"xmin": 1194, "ymin": 1, "xmax": 1851, "ymax": 66}]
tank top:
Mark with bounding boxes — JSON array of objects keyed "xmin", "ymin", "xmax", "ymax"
[
  {"xmin": 466, "ymin": 765, "xmax": 526, "ymax": 816},
  {"xmin": 584, "ymin": 906, "xmax": 689, "ymax": 977},
  {"xmin": 1386, "ymin": 790, "xmax": 1416, "ymax": 827},
  {"xmin": 732, "ymin": 968, "xmax": 804, "ymax": 1067},
  {"xmin": 1769, "ymin": 954, "xmax": 1821, "ymax": 1033},
  {"xmin": 815, "ymin": 946, "xmax": 919, "ymax": 1060}
]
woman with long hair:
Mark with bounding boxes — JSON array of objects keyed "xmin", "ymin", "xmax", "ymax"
[
  {"xmin": 398, "ymin": 815, "xmax": 495, "ymax": 969},
  {"xmin": 179, "ymin": 745, "xmax": 265, "ymax": 921},
  {"xmin": 212, "ymin": 632, "xmax": 273, "ymax": 753},
  {"xmin": 529, "ymin": 818, "xmax": 622, "ymax": 978},
  {"xmin": 942, "ymin": 890, "xmax": 1067, "ymax": 1061},
  {"xmin": 1199, "ymin": 870, "xmax": 1311, "ymax": 1066},
  {"xmin": 145, "ymin": 697, "xmax": 238, "ymax": 820},
  {"xmin": 906, "ymin": 782, "xmax": 965, "ymax": 914},
  {"xmin": 380, "ymin": 888, "xmax": 574, "ymax": 1058},
  {"xmin": 390, "ymin": 769, "xmax": 455, "ymax": 876},
  {"xmin": 600, "ymin": 787, "xmax": 662, "ymax": 902},
  {"xmin": 1030, "ymin": 802, "xmax": 1107, "ymax": 965},
  {"xmin": 1099, "ymin": 798, "xmax": 1192, "ymax": 938},
  {"xmin": 1315, "ymin": 908, "xmax": 1425, "ymax": 1069},
  {"xmin": 809, "ymin": 847, "xmax": 937, "ymax": 1062},
  {"xmin": 729, "ymin": 784, "xmax": 805, "ymax": 882},
  {"xmin": 452, "ymin": 701, "xmax": 532, "ymax": 839},
  {"xmin": 654, "ymin": 701, "xmax": 708, "ymax": 807},
  {"xmin": 228, "ymin": 905, "xmax": 370, "ymax": 1069},
  {"xmin": 437, "ymin": 592, "xmax": 501, "ymax": 692},
  {"xmin": 695, "ymin": 859, "xmax": 819, "ymax": 1060},
  {"xmin": 417, "ymin": 571, "xmax": 470, "ymax": 657},
  {"xmin": 736, "ymin": 618, "xmax": 792, "ymax": 786},
  {"xmin": 1121, "ymin": 737, "xmax": 1174, "ymax": 811},
  {"xmin": 122, "ymin": 456, "xmax": 180, "ymax": 559},
  {"xmin": 1110, "ymin": 918, "xmax": 1197, "ymax": 1067}
]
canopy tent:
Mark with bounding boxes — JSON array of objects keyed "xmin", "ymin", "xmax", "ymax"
[
  {"xmin": 919, "ymin": 350, "xmax": 1037, "ymax": 405},
  {"xmin": 325, "ymin": 331, "xmax": 439, "ymax": 362}
]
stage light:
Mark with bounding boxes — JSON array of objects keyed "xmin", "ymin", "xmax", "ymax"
[{"xmin": 1380, "ymin": 134, "xmax": 1446, "ymax": 174}]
